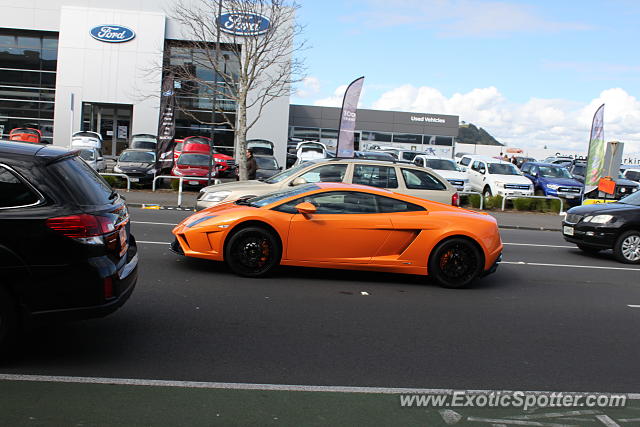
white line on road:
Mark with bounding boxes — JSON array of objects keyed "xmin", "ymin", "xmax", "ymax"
[
  {"xmin": 131, "ymin": 221, "xmax": 177, "ymax": 226},
  {"xmin": 503, "ymin": 243, "xmax": 574, "ymax": 249},
  {"xmin": 627, "ymin": 305, "xmax": 640, "ymax": 308},
  {"xmin": 501, "ymin": 261, "xmax": 640, "ymax": 272},
  {"xmin": 0, "ymin": 374, "xmax": 638, "ymax": 398}
]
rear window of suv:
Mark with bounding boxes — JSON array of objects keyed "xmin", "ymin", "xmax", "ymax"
[{"xmin": 49, "ymin": 156, "xmax": 114, "ymax": 206}]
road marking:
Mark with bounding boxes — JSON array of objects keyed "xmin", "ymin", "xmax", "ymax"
[
  {"xmin": 501, "ymin": 261, "xmax": 640, "ymax": 272},
  {"xmin": 595, "ymin": 415, "xmax": 622, "ymax": 427},
  {"xmin": 503, "ymin": 243, "xmax": 574, "ymax": 249},
  {"xmin": 136, "ymin": 241, "xmax": 170, "ymax": 245},
  {"xmin": 627, "ymin": 305, "xmax": 640, "ymax": 308},
  {"xmin": 466, "ymin": 417, "xmax": 575, "ymax": 427},
  {"xmin": 131, "ymin": 221, "xmax": 177, "ymax": 226},
  {"xmin": 0, "ymin": 374, "xmax": 639, "ymax": 398}
]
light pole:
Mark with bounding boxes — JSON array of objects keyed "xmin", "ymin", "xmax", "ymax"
[{"xmin": 208, "ymin": 0, "xmax": 223, "ymax": 186}]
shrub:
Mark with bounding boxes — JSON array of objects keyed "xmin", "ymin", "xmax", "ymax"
[
  {"xmin": 468, "ymin": 194, "xmax": 482, "ymax": 209},
  {"xmin": 170, "ymin": 179, "xmax": 180, "ymax": 191},
  {"xmin": 513, "ymin": 198, "xmax": 534, "ymax": 211},
  {"xmin": 484, "ymin": 195, "xmax": 503, "ymax": 210},
  {"xmin": 531, "ymin": 198, "xmax": 562, "ymax": 213},
  {"xmin": 102, "ymin": 175, "xmax": 126, "ymax": 189}
]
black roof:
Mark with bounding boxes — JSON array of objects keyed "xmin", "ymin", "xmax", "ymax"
[{"xmin": 0, "ymin": 140, "xmax": 72, "ymax": 163}]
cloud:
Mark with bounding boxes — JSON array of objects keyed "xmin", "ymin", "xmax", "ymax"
[
  {"xmin": 345, "ymin": 0, "xmax": 591, "ymax": 37},
  {"xmin": 313, "ymin": 85, "xmax": 368, "ymax": 108},
  {"xmin": 314, "ymin": 84, "xmax": 640, "ymax": 155},
  {"xmin": 295, "ymin": 76, "xmax": 321, "ymax": 98}
]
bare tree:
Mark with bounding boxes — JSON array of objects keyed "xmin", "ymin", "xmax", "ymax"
[{"xmin": 168, "ymin": 0, "xmax": 306, "ymax": 180}]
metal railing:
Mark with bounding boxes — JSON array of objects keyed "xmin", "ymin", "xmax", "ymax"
[
  {"xmin": 458, "ymin": 191, "xmax": 484, "ymax": 210},
  {"xmin": 501, "ymin": 195, "xmax": 564, "ymax": 215},
  {"xmin": 100, "ymin": 173, "xmax": 131, "ymax": 192},
  {"xmin": 152, "ymin": 175, "xmax": 221, "ymax": 207}
]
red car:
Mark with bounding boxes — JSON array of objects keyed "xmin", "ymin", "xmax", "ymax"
[
  {"xmin": 9, "ymin": 127, "xmax": 42, "ymax": 143},
  {"xmin": 173, "ymin": 136, "xmax": 236, "ymax": 177},
  {"xmin": 171, "ymin": 151, "xmax": 219, "ymax": 188}
]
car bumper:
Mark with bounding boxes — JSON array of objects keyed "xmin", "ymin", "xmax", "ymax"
[
  {"xmin": 496, "ymin": 190, "xmax": 534, "ymax": 197},
  {"xmin": 561, "ymin": 222, "xmax": 618, "ymax": 249},
  {"xmin": 483, "ymin": 252, "xmax": 502, "ymax": 277}
]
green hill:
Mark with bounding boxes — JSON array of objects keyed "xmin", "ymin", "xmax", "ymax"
[{"xmin": 457, "ymin": 122, "xmax": 503, "ymax": 146}]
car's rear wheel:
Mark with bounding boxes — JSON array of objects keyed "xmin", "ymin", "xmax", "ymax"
[
  {"xmin": 613, "ymin": 230, "xmax": 640, "ymax": 264},
  {"xmin": 225, "ymin": 227, "xmax": 281, "ymax": 277},
  {"xmin": 0, "ymin": 287, "xmax": 18, "ymax": 357},
  {"xmin": 577, "ymin": 244, "xmax": 601, "ymax": 254},
  {"xmin": 428, "ymin": 238, "xmax": 483, "ymax": 288}
]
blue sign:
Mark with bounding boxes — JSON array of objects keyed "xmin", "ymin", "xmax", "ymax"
[
  {"xmin": 90, "ymin": 25, "xmax": 136, "ymax": 43},
  {"xmin": 218, "ymin": 12, "xmax": 270, "ymax": 36}
]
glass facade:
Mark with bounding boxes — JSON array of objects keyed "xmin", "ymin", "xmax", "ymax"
[
  {"xmin": 165, "ymin": 41, "xmax": 241, "ymax": 154},
  {"xmin": 0, "ymin": 28, "xmax": 58, "ymax": 142},
  {"xmin": 291, "ymin": 127, "xmax": 454, "ymax": 150}
]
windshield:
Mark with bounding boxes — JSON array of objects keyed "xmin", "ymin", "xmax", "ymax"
[
  {"xmin": 619, "ymin": 191, "xmax": 640, "ymax": 206},
  {"xmin": 264, "ymin": 162, "xmax": 310, "ymax": 184},
  {"xmin": 119, "ymin": 151, "xmax": 155, "ymax": 163},
  {"xmin": 78, "ymin": 149, "xmax": 96, "ymax": 161},
  {"xmin": 131, "ymin": 141, "xmax": 157, "ymax": 150},
  {"xmin": 538, "ymin": 166, "xmax": 573, "ymax": 179},
  {"xmin": 177, "ymin": 153, "xmax": 211, "ymax": 166},
  {"xmin": 242, "ymin": 184, "xmax": 320, "ymax": 208},
  {"xmin": 73, "ymin": 132, "xmax": 101, "ymax": 140},
  {"xmin": 185, "ymin": 137, "xmax": 210, "ymax": 145},
  {"xmin": 424, "ymin": 159, "xmax": 458, "ymax": 171},
  {"xmin": 488, "ymin": 163, "xmax": 520, "ymax": 175},
  {"xmin": 402, "ymin": 152, "xmax": 419, "ymax": 161},
  {"xmin": 255, "ymin": 157, "xmax": 278, "ymax": 169},
  {"xmin": 572, "ymin": 165, "xmax": 585, "ymax": 175}
]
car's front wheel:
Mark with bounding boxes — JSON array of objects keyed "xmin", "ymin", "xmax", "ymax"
[
  {"xmin": 224, "ymin": 226, "xmax": 281, "ymax": 277},
  {"xmin": 428, "ymin": 238, "xmax": 484, "ymax": 288},
  {"xmin": 613, "ymin": 230, "xmax": 640, "ymax": 264}
]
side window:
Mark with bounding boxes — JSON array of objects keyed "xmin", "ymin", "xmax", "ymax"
[
  {"xmin": 478, "ymin": 162, "xmax": 486, "ymax": 173},
  {"xmin": 471, "ymin": 161, "xmax": 481, "ymax": 172},
  {"xmin": 352, "ymin": 165, "xmax": 398, "ymax": 188},
  {"xmin": 298, "ymin": 164, "xmax": 347, "ymax": 183},
  {"xmin": 0, "ymin": 165, "xmax": 41, "ymax": 209},
  {"xmin": 521, "ymin": 164, "xmax": 531, "ymax": 174},
  {"xmin": 531, "ymin": 166, "xmax": 539, "ymax": 176},
  {"xmin": 277, "ymin": 191, "xmax": 379, "ymax": 214},
  {"xmin": 460, "ymin": 157, "xmax": 471, "ymax": 167},
  {"xmin": 401, "ymin": 168, "xmax": 447, "ymax": 191},
  {"xmin": 376, "ymin": 195, "xmax": 425, "ymax": 213},
  {"xmin": 414, "ymin": 157, "xmax": 423, "ymax": 167}
]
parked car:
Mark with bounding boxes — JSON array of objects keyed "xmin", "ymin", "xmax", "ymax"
[
  {"xmin": 413, "ymin": 155, "xmax": 470, "ymax": 192},
  {"xmin": 513, "ymin": 156, "xmax": 536, "ymax": 169},
  {"xmin": 376, "ymin": 148, "xmax": 424, "ymax": 163},
  {"xmin": 0, "ymin": 140, "xmax": 138, "ymax": 352},
  {"xmin": 113, "ymin": 149, "xmax": 157, "ymax": 185},
  {"xmin": 171, "ymin": 152, "xmax": 218, "ymax": 188},
  {"xmin": 9, "ymin": 128, "xmax": 42, "ymax": 144},
  {"xmin": 175, "ymin": 183, "xmax": 502, "ymax": 288},
  {"xmin": 569, "ymin": 162, "xmax": 639, "ymax": 200},
  {"xmin": 71, "ymin": 131, "xmax": 103, "ymax": 150},
  {"xmin": 247, "ymin": 139, "xmax": 275, "ymax": 156},
  {"xmin": 295, "ymin": 141, "xmax": 329, "ymax": 164},
  {"xmin": 464, "ymin": 156, "xmax": 534, "ymax": 198},
  {"xmin": 562, "ymin": 191, "xmax": 640, "ymax": 264},
  {"xmin": 353, "ymin": 151, "xmax": 396, "ymax": 161},
  {"xmin": 543, "ymin": 156, "xmax": 574, "ymax": 168},
  {"xmin": 77, "ymin": 147, "xmax": 106, "ymax": 172},
  {"xmin": 197, "ymin": 158, "xmax": 457, "ymax": 210},
  {"xmin": 520, "ymin": 162, "xmax": 583, "ymax": 204},
  {"xmin": 254, "ymin": 155, "xmax": 282, "ymax": 180},
  {"xmin": 622, "ymin": 168, "xmax": 640, "ymax": 183},
  {"xmin": 175, "ymin": 136, "xmax": 236, "ymax": 177},
  {"xmin": 129, "ymin": 134, "xmax": 157, "ymax": 150}
]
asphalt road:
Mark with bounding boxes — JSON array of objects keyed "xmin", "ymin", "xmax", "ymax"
[{"xmin": 3, "ymin": 207, "xmax": 640, "ymax": 394}]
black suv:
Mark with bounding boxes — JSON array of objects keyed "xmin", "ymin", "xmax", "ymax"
[{"xmin": 0, "ymin": 141, "xmax": 138, "ymax": 352}]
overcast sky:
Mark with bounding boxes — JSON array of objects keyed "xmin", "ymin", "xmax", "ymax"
[{"xmin": 291, "ymin": 0, "xmax": 640, "ymax": 154}]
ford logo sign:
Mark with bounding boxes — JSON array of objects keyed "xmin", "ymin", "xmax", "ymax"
[
  {"xmin": 90, "ymin": 25, "xmax": 136, "ymax": 43},
  {"xmin": 218, "ymin": 12, "xmax": 270, "ymax": 36}
]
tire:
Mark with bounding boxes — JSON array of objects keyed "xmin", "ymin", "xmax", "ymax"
[
  {"xmin": 483, "ymin": 187, "xmax": 492, "ymax": 198},
  {"xmin": 577, "ymin": 244, "xmax": 601, "ymax": 254},
  {"xmin": 613, "ymin": 230, "xmax": 640, "ymax": 264},
  {"xmin": 224, "ymin": 226, "xmax": 281, "ymax": 277},
  {"xmin": 535, "ymin": 189, "xmax": 545, "ymax": 196},
  {"xmin": 428, "ymin": 238, "xmax": 484, "ymax": 288},
  {"xmin": 0, "ymin": 287, "xmax": 18, "ymax": 358}
]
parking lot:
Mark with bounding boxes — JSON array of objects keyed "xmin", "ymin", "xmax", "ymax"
[{"xmin": 2, "ymin": 207, "xmax": 640, "ymax": 391}]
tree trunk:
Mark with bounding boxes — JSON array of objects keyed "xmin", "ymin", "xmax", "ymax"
[{"xmin": 237, "ymin": 98, "xmax": 248, "ymax": 180}]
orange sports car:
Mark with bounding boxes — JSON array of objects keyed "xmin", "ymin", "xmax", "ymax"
[{"xmin": 171, "ymin": 183, "xmax": 503, "ymax": 288}]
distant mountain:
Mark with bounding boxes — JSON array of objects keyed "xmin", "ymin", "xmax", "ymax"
[{"xmin": 457, "ymin": 122, "xmax": 503, "ymax": 146}]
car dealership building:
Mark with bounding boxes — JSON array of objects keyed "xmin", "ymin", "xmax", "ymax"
[{"xmin": 0, "ymin": 1, "xmax": 458, "ymax": 165}]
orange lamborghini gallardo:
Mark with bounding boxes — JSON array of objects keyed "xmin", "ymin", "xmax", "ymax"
[{"xmin": 171, "ymin": 183, "xmax": 503, "ymax": 288}]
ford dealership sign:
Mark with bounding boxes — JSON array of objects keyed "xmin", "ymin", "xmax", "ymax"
[
  {"xmin": 90, "ymin": 25, "xmax": 136, "ymax": 43},
  {"xmin": 218, "ymin": 12, "xmax": 270, "ymax": 36}
]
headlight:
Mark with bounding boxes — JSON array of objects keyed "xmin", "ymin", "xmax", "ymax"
[
  {"xmin": 215, "ymin": 158, "xmax": 224, "ymax": 163},
  {"xmin": 546, "ymin": 184, "xmax": 560, "ymax": 190},
  {"xmin": 200, "ymin": 190, "xmax": 231, "ymax": 202},
  {"xmin": 633, "ymin": 187, "xmax": 638, "ymax": 193},
  {"xmin": 494, "ymin": 181, "xmax": 505, "ymax": 187},
  {"xmin": 113, "ymin": 166, "xmax": 122, "ymax": 173},
  {"xmin": 173, "ymin": 170, "xmax": 183, "ymax": 176},
  {"xmin": 583, "ymin": 214, "xmax": 614, "ymax": 224},
  {"xmin": 146, "ymin": 169, "xmax": 156, "ymax": 175}
]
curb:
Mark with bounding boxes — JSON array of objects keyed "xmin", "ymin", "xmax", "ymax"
[{"xmin": 498, "ymin": 225, "xmax": 561, "ymax": 232}]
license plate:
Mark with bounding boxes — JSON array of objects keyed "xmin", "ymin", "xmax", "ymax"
[
  {"xmin": 118, "ymin": 227, "xmax": 128, "ymax": 257},
  {"xmin": 189, "ymin": 180, "xmax": 199, "ymax": 185},
  {"xmin": 566, "ymin": 195, "xmax": 577, "ymax": 199},
  {"xmin": 130, "ymin": 178, "xmax": 139, "ymax": 183},
  {"xmin": 563, "ymin": 226, "xmax": 574, "ymax": 236}
]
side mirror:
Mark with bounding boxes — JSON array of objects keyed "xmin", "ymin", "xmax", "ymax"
[
  {"xmin": 479, "ymin": 168, "xmax": 486, "ymax": 174},
  {"xmin": 290, "ymin": 177, "xmax": 308, "ymax": 186},
  {"xmin": 278, "ymin": 166, "xmax": 283, "ymax": 170},
  {"xmin": 295, "ymin": 202, "xmax": 316, "ymax": 215}
]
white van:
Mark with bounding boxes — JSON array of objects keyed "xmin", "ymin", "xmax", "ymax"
[
  {"xmin": 71, "ymin": 131, "xmax": 103, "ymax": 150},
  {"xmin": 414, "ymin": 155, "xmax": 470, "ymax": 192},
  {"xmin": 465, "ymin": 156, "xmax": 534, "ymax": 198}
]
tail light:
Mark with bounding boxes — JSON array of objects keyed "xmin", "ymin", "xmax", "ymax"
[
  {"xmin": 452, "ymin": 192, "xmax": 460, "ymax": 206},
  {"xmin": 46, "ymin": 214, "xmax": 116, "ymax": 244}
]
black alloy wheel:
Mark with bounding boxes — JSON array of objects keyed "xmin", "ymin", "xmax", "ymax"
[
  {"xmin": 225, "ymin": 227, "xmax": 281, "ymax": 277},
  {"xmin": 429, "ymin": 238, "xmax": 483, "ymax": 288},
  {"xmin": 613, "ymin": 230, "xmax": 640, "ymax": 264}
]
